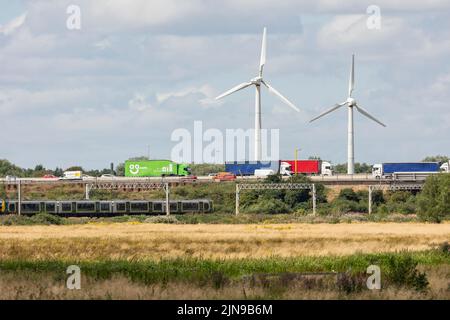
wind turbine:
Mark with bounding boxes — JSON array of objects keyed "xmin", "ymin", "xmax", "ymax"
[
  {"xmin": 309, "ymin": 54, "xmax": 386, "ymax": 174},
  {"xmin": 215, "ymin": 27, "xmax": 300, "ymax": 161}
]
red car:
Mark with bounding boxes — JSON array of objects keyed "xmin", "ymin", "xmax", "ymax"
[
  {"xmin": 42, "ymin": 174, "xmax": 58, "ymax": 179},
  {"xmin": 214, "ymin": 172, "xmax": 236, "ymax": 182},
  {"xmin": 180, "ymin": 175, "xmax": 197, "ymax": 183}
]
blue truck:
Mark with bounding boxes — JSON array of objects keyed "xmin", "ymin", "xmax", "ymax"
[
  {"xmin": 225, "ymin": 161, "xmax": 292, "ymax": 176},
  {"xmin": 372, "ymin": 162, "xmax": 441, "ymax": 180}
]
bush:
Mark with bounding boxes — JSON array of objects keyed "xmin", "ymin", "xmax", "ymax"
[
  {"xmin": 338, "ymin": 188, "xmax": 360, "ymax": 202},
  {"xmin": 0, "ymin": 215, "xmax": 32, "ymax": 226},
  {"xmin": 417, "ymin": 174, "xmax": 450, "ymax": 222},
  {"xmin": 245, "ymin": 198, "xmax": 290, "ymax": 214},
  {"xmin": 30, "ymin": 213, "xmax": 63, "ymax": 225},
  {"xmin": 336, "ymin": 272, "xmax": 365, "ymax": 294},
  {"xmin": 386, "ymin": 255, "xmax": 428, "ymax": 291},
  {"xmin": 144, "ymin": 216, "xmax": 179, "ymax": 224}
]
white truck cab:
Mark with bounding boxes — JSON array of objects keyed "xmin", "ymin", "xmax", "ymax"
[
  {"xmin": 440, "ymin": 161, "xmax": 450, "ymax": 173},
  {"xmin": 321, "ymin": 161, "xmax": 333, "ymax": 176},
  {"xmin": 254, "ymin": 162, "xmax": 293, "ymax": 178},
  {"xmin": 372, "ymin": 164, "xmax": 383, "ymax": 178},
  {"xmin": 280, "ymin": 162, "xmax": 293, "ymax": 176}
]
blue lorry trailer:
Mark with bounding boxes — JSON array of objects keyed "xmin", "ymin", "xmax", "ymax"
[
  {"xmin": 381, "ymin": 162, "xmax": 440, "ymax": 174},
  {"xmin": 225, "ymin": 161, "xmax": 280, "ymax": 176}
]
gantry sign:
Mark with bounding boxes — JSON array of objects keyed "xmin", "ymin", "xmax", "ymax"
[{"xmin": 235, "ymin": 183, "xmax": 316, "ymax": 216}]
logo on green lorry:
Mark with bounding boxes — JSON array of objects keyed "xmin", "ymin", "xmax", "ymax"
[{"xmin": 125, "ymin": 160, "xmax": 190, "ymax": 177}]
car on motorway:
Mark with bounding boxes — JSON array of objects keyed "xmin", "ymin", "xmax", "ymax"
[
  {"xmin": 99, "ymin": 174, "xmax": 116, "ymax": 179},
  {"xmin": 180, "ymin": 175, "xmax": 197, "ymax": 183},
  {"xmin": 5, "ymin": 175, "xmax": 18, "ymax": 182},
  {"xmin": 214, "ymin": 172, "xmax": 236, "ymax": 182},
  {"xmin": 42, "ymin": 174, "xmax": 58, "ymax": 179},
  {"xmin": 82, "ymin": 174, "xmax": 95, "ymax": 181}
]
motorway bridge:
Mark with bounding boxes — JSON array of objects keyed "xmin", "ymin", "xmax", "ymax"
[{"xmin": 0, "ymin": 173, "xmax": 429, "ymax": 187}]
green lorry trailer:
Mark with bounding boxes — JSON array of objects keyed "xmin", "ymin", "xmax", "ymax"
[{"xmin": 125, "ymin": 160, "xmax": 191, "ymax": 177}]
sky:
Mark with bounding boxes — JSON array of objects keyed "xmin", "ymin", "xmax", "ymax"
[{"xmin": 0, "ymin": 0, "xmax": 449, "ymax": 170}]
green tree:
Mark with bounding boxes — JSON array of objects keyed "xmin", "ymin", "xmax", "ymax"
[
  {"xmin": 422, "ymin": 155, "xmax": 449, "ymax": 163},
  {"xmin": 116, "ymin": 163, "xmax": 125, "ymax": 176},
  {"xmin": 0, "ymin": 159, "xmax": 24, "ymax": 177},
  {"xmin": 65, "ymin": 166, "xmax": 83, "ymax": 172},
  {"xmin": 417, "ymin": 174, "xmax": 450, "ymax": 222}
]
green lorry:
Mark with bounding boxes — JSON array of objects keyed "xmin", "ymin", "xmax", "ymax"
[{"xmin": 125, "ymin": 160, "xmax": 191, "ymax": 177}]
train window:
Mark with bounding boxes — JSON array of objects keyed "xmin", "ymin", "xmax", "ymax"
[
  {"xmin": 130, "ymin": 202, "xmax": 148, "ymax": 212},
  {"xmin": 76, "ymin": 202, "xmax": 96, "ymax": 212},
  {"xmin": 100, "ymin": 203, "xmax": 110, "ymax": 212},
  {"xmin": 153, "ymin": 202, "xmax": 163, "ymax": 212},
  {"xmin": 8, "ymin": 203, "xmax": 16, "ymax": 212},
  {"xmin": 61, "ymin": 203, "xmax": 72, "ymax": 212},
  {"xmin": 22, "ymin": 203, "xmax": 40, "ymax": 212},
  {"xmin": 170, "ymin": 202, "xmax": 178, "ymax": 211},
  {"xmin": 115, "ymin": 202, "xmax": 126, "ymax": 212},
  {"xmin": 203, "ymin": 202, "xmax": 210, "ymax": 211},
  {"xmin": 45, "ymin": 203, "xmax": 56, "ymax": 212},
  {"xmin": 182, "ymin": 202, "xmax": 199, "ymax": 211}
]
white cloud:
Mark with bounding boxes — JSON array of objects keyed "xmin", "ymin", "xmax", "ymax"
[
  {"xmin": 156, "ymin": 84, "xmax": 222, "ymax": 108},
  {"xmin": 0, "ymin": 12, "xmax": 27, "ymax": 35}
]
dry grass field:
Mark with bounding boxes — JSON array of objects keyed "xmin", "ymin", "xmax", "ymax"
[
  {"xmin": 0, "ymin": 222, "xmax": 449, "ymax": 261},
  {"xmin": 1, "ymin": 264, "xmax": 448, "ymax": 299}
]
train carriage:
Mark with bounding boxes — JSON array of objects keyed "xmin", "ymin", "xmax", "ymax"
[{"xmin": 0, "ymin": 199, "xmax": 212, "ymax": 216}]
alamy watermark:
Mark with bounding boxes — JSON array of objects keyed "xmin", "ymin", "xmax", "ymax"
[
  {"xmin": 366, "ymin": 265, "xmax": 381, "ymax": 290},
  {"xmin": 366, "ymin": 5, "xmax": 381, "ymax": 30},
  {"xmin": 170, "ymin": 121, "xmax": 280, "ymax": 163},
  {"xmin": 66, "ymin": 265, "xmax": 81, "ymax": 290},
  {"xmin": 66, "ymin": 4, "xmax": 81, "ymax": 30}
]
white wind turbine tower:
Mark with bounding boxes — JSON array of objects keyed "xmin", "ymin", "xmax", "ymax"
[
  {"xmin": 215, "ymin": 27, "xmax": 300, "ymax": 161},
  {"xmin": 309, "ymin": 54, "xmax": 386, "ymax": 174}
]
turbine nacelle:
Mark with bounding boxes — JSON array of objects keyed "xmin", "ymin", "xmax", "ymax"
[
  {"xmin": 250, "ymin": 76, "xmax": 263, "ymax": 85},
  {"xmin": 346, "ymin": 97, "xmax": 356, "ymax": 106}
]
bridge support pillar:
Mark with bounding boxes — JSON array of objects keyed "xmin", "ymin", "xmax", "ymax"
[
  {"xmin": 312, "ymin": 184, "xmax": 316, "ymax": 216},
  {"xmin": 85, "ymin": 184, "xmax": 91, "ymax": 200},
  {"xmin": 368, "ymin": 186, "xmax": 372, "ymax": 214},
  {"xmin": 18, "ymin": 180, "xmax": 21, "ymax": 216},
  {"xmin": 164, "ymin": 183, "xmax": 170, "ymax": 216},
  {"xmin": 235, "ymin": 184, "xmax": 240, "ymax": 216}
]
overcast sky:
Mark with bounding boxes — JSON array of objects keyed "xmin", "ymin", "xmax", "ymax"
[{"xmin": 0, "ymin": 0, "xmax": 449, "ymax": 169}]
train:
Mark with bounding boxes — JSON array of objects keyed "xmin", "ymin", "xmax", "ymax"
[{"xmin": 0, "ymin": 199, "xmax": 213, "ymax": 217}]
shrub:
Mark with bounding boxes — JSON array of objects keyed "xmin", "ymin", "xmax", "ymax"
[
  {"xmin": 386, "ymin": 255, "xmax": 428, "ymax": 291},
  {"xmin": 144, "ymin": 216, "xmax": 179, "ymax": 224},
  {"xmin": 30, "ymin": 213, "xmax": 63, "ymax": 225},
  {"xmin": 417, "ymin": 174, "xmax": 450, "ymax": 222},
  {"xmin": 246, "ymin": 198, "xmax": 290, "ymax": 214},
  {"xmin": 438, "ymin": 242, "xmax": 450, "ymax": 255},
  {"xmin": 336, "ymin": 272, "xmax": 365, "ymax": 294},
  {"xmin": 338, "ymin": 188, "xmax": 360, "ymax": 202}
]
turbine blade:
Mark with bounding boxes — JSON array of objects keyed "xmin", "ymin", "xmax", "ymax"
[
  {"xmin": 355, "ymin": 104, "xmax": 386, "ymax": 127},
  {"xmin": 259, "ymin": 27, "xmax": 267, "ymax": 75},
  {"xmin": 215, "ymin": 82, "xmax": 253, "ymax": 100},
  {"xmin": 309, "ymin": 102, "xmax": 347, "ymax": 123},
  {"xmin": 261, "ymin": 80, "xmax": 299, "ymax": 112},
  {"xmin": 348, "ymin": 54, "xmax": 355, "ymax": 97}
]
